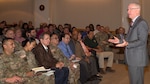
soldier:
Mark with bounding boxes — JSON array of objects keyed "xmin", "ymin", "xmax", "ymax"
[
  {"xmin": 4, "ymin": 28, "xmax": 23, "ymax": 51},
  {"xmin": 16, "ymin": 37, "xmax": 54, "ymax": 84},
  {"xmin": 0, "ymin": 37, "xmax": 53, "ymax": 84},
  {"xmin": 50, "ymin": 33, "xmax": 80, "ymax": 84},
  {"xmin": 95, "ymin": 26, "xmax": 113, "ymax": 51},
  {"xmin": 32, "ymin": 33, "xmax": 69, "ymax": 84},
  {"xmin": 0, "ymin": 38, "xmax": 28, "ymax": 83}
]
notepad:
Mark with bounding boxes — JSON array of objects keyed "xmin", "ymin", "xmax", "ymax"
[{"xmin": 32, "ymin": 66, "xmax": 51, "ymax": 73}]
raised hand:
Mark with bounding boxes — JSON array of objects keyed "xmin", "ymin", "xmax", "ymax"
[
  {"xmin": 108, "ymin": 36, "xmax": 120, "ymax": 44},
  {"xmin": 116, "ymin": 39, "xmax": 128, "ymax": 47}
]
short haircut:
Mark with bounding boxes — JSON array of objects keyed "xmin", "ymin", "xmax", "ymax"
[
  {"xmin": 22, "ymin": 37, "xmax": 35, "ymax": 47},
  {"xmin": 26, "ymin": 28, "xmax": 35, "ymax": 33},
  {"xmin": 87, "ymin": 30, "xmax": 94, "ymax": 34},
  {"xmin": 39, "ymin": 32, "xmax": 49, "ymax": 40},
  {"xmin": 96, "ymin": 24, "xmax": 101, "ymax": 27},
  {"xmin": 60, "ymin": 33, "xmax": 70, "ymax": 41},
  {"xmin": 4, "ymin": 28, "xmax": 14, "ymax": 35},
  {"xmin": 131, "ymin": 2, "xmax": 141, "ymax": 9},
  {"xmin": 50, "ymin": 33, "xmax": 58, "ymax": 38},
  {"xmin": 2, "ymin": 37, "xmax": 14, "ymax": 47}
]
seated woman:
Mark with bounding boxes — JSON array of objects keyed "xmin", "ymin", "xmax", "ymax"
[
  {"xmin": 14, "ymin": 27, "xmax": 25, "ymax": 44},
  {"xmin": 15, "ymin": 37, "xmax": 54, "ymax": 84},
  {"xmin": 74, "ymin": 31, "xmax": 102, "ymax": 83}
]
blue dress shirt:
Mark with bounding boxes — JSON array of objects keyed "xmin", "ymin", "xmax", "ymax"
[{"xmin": 58, "ymin": 41, "xmax": 73, "ymax": 59}]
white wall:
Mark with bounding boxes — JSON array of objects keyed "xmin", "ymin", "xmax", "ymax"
[
  {"xmin": 0, "ymin": 0, "xmax": 150, "ymax": 31},
  {"xmin": 34, "ymin": 0, "xmax": 50, "ymax": 28},
  {"xmin": 0, "ymin": 0, "xmax": 34, "ymax": 24},
  {"xmin": 52, "ymin": 0, "xmax": 121, "ymax": 30},
  {"xmin": 142, "ymin": 0, "xmax": 150, "ymax": 30}
]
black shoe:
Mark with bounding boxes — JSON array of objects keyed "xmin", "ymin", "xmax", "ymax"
[
  {"xmin": 87, "ymin": 75, "xmax": 102, "ymax": 81},
  {"xmin": 99, "ymin": 68, "xmax": 106, "ymax": 74},
  {"xmin": 105, "ymin": 67, "xmax": 115, "ymax": 73},
  {"xmin": 92, "ymin": 75, "xmax": 103, "ymax": 79}
]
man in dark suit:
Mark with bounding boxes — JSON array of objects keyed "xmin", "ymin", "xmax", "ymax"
[
  {"xmin": 109, "ymin": 2, "xmax": 149, "ymax": 84},
  {"xmin": 32, "ymin": 33, "xmax": 69, "ymax": 84}
]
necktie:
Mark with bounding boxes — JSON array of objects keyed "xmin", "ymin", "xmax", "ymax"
[
  {"xmin": 130, "ymin": 21, "xmax": 133, "ymax": 27},
  {"xmin": 66, "ymin": 44, "xmax": 71, "ymax": 58}
]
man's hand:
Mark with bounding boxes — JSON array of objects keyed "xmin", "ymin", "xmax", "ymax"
[
  {"xmin": 5, "ymin": 76, "xmax": 23, "ymax": 83},
  {"xmin": 26, "ymin": 71, "xmax": 34, "ymax": 77},
  {"xmin": 116, "ymin": 39, "xmax": 128, "ymax": 47},
  {"xmin": 108, "ymin": 36, "xmax": 120, "ymax": 44},
  {"xmin": 56, "ymin": 62, "xmax": 64, "ymax": 69},
  {"xmin": 69, "ymin": 55, "xmax": 76, "ymax": 60}
]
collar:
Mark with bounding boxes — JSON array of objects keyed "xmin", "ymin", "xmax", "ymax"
[
  {"xmin": 41, "ymin": 44, "xmax": 48, "ymax": 50},
  {"xmin": 132, "ymin": 16, "xmax": 140, "ymax": 23}
]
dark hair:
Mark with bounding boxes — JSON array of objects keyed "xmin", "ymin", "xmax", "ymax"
[
  {"xmin": 59, "ymin": 33, "xmax": 70, "ymax": 41},
  {"xmin": 2, "ymin": 37, "xmax": 14, "ymax": 45},
  {"xmin": 87, "ymin": 30, "xmax": 94, "ymax": 34},
  {"xmin": 96, "ymin": 24, "xmax": 101, "ymax": 27},
  {"xmin": 22, "ymin": 37, "xmax": 35, "ymax": 47},
  {"xmin": 39, "ymin": 32, "xmax": 49, "ymax": 39},
  {"xmin": 26, "ymin": 28, "xmax": 35, "ymax": 33},
  {"xmin": 50, "ymin": 33, "xmax": 58, "ymax": 38},
  {"xmin": 89, "ymin": 24, "xmax": 94, "ymax": 31}
]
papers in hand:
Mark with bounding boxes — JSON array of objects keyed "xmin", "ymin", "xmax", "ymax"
[
  {"xmin": 32, "ymin": 66, "xmax": 51, "ymax": 73},
  {"xmin": 43, "ymin": 70, "xmax": 55, "ymax": 76},
  {"xmin": 71, "ymin": 59, "xmax": 80, "ymax": 63},
  {"xmin": 32, "ymin": 66, "xmax": 55, "ymax": 76}
]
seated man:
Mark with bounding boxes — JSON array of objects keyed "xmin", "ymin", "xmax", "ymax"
[
  {"xmin": 3, "ymin": 28, "xmax": 23, "ymax": 52},
  {"xmin": 50, "ymin": 33, "xmax": 80, "ymax": 84},
  {"xmin": 32, "ymin": 33, "xmax": 69, "ymax": 84},
  {"xmin": 84, "ymin": 31, "xmax": 115, "ymax": 74},
  {"xmin": 0, "ymin": 38, "xmax": 23, "ymax": 83},
  {"xmin": 0, "ymin": 38, "xmax": 50, "ymax": 84},
  {"xmin": 58, "ymin": 33, "xmax": 77, "ymax": 60}
]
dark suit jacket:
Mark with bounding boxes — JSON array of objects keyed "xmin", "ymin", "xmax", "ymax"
[
  {"xmin": 32, "ymin": 43, "xmax": 58, "ymax": 69},
  {"xmin": 125, "ymin": 16, "xmax": 149, "ymax": 66}
]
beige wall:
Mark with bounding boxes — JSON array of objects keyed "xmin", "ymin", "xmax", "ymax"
[
  {"xmin": 142, "ymin": 0, "xmax": 150, "ymax": 28},
  {"xmin": 0, "ymin": 0, "xmax": 34, "ymax": 24},
  {"xmin": 52, "ymin": 0, "xmax": 121, "ymax": 30},
  {"xmin": 0, "ymin": 0, "xmax": 149, "ymax": 31}
]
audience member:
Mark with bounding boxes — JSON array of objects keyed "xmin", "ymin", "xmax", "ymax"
[
  {"xmin": 26, "ymin": 28, "xmax": 39, "ymax": 44},
  {"xmin": 84, "ymin": 31, "xmax": 115, "ymax": 74},
  {"xmin": 94, "ymin": 24, "xmax": 101, "ymax": 35},
  {"xmin": 95, "ymin": 26, "xmax": 113, "ymax": 51},
  {"xmin": 32, "ymin": 33, "xmax": 69, "ymax": 84},
  {"xmin": 50, "ymin": 33, "xmax": 80, "ymax": 84},
  {"xmin": 58, "ymin": 33, "xmax": 77, "ymax": 60},
  {"xmin": 14, "ymin": 27, "xmax": 25, "ymax": 43},
  {"xmin": 74, "ymin": 31, "xmax": 102, "ymax": 83},
  {"xmin": 4, "ymin": 28, "xmax": 23, "ymax": 51}
]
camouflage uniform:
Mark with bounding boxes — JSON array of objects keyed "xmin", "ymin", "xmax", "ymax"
[
  {"xmin": 0, "ymin": 51, "xmax": 54, "ymax": 84},
  {"xmin": 95, "ymin": 32, "xmax": 113, "ymax": 51},
  {"xmin": 15, "ymin": 49, "xmax": 55, "ymax": 84},
  {"xmin": 14, "ymin": 41, "xmax": 23, "ymax": 52},
  {"xmin": 50, "ymin": 44, "xmax": 80, "ymax": 84}
]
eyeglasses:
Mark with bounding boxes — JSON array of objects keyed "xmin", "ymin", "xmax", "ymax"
[{"xmin": 128, "ymin": 8, "xmax": 139, "ymax": 11}]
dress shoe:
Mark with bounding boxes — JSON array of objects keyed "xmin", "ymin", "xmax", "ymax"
[
  {"xmin": 99, "ymin": 68, "xmax": 106, "ymax": 74},
  {"xmin": 96, "ymin": 73, "xmax": 103, "ymax": 78},
  {"xmin": 105, "ymin": 67, "xmax": 115, "ymax": 73},
  {"xmin": 87, "ymin": 75, "xmax": 102, "ymax": 81}
]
